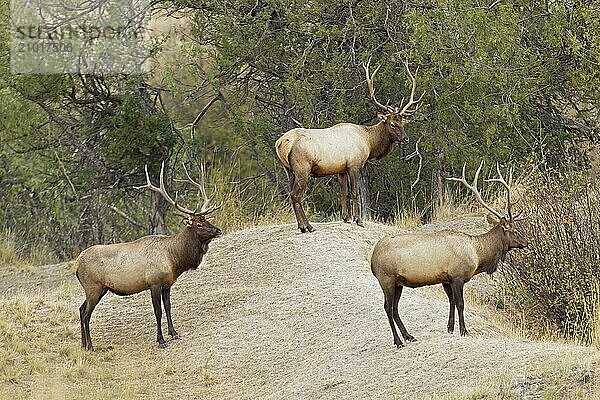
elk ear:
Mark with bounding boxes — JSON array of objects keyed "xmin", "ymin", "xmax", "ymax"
[
  {"xmin": 184, "ymin": 218, "xmax": 193, "ymax": 228},
  {"xmin": 377, "ymin": 113, "xmax": 388, "ymax": 122},
  {"xmin": 486, "ymin": 214, "xmax": 500, "ymax": 226}
]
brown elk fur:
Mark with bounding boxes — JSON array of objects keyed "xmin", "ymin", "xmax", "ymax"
[
  {"xmin": 275, "ymin": 118, "xmax": 408, "ymax": 232},
  {"xmin": 76, "ymin": 163, "xmax": 221, "ymax": 350},
  {"xmin": 275, "ymin": 61, "xmax": 422, "ymax": 233},
  {"xmin": 76, "ymin": 216, "xmax": 221, "ymax": 350},
  {"xmin": 370, "ymin": 163, "xmax": 527, "ymax": 348}
]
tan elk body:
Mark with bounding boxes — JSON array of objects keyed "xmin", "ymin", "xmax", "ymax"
[
  {"xmin": 276, "ymin": 60, "xmax": 423, "ymax": 232},
  {"xmin": 370, "ymin": 162, "xmax": 527, "ymax": 348},
  {"xmin": 76, "ymin": 228, "xmax": 213, "ymax": 296},
  {"xmin": 76, "ymin": 163, "xmax": 221, "ymax": 350},
  {"xmin": 372, "ymin": 228, "xmax": 507, "ymax": 288}
]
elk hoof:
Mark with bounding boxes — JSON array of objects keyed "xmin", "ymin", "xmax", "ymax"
[
  {"xmin": 447, "ymin": 327, "xmax": 454, "ymax": 334},
  {"xmin": 300, "ymin": 224, "xmax": 315, "ymax": 233},
  {"xmin": 460, "ymin": 329, "xmax": 470, "ymax": 336},
  {"xmin": 158, "ymin": 342, "xmax": 167, "ymax": 349},
  {"xmin": 394, "ymin": 341, "xmax": 405, "ymax": 349},
  {"xmin": 405, "ymin": 334, "xmax": 417, "ymax": 342},
  {"xmin": 355, "ymin": 220, "xmax": 365, "ymax": 227},
  {"xmin": 170, "ymin": 332, "xmax": 180, "ymax": 340}
]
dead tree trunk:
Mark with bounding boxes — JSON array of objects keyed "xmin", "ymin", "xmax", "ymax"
[
  {"xmin": 150, "ymin": 191, "xmax": 168, "ymax": 235},
  {"xmin": 359, "ymin": 167, "xmax": 371, "ymax": 221}
]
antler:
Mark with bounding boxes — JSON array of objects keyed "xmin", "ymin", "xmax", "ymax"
[
  {"xmin": 446, "ymin": 161, "xmax": 505, "ymax": 220},
  {"xmin": 134, "ymin": 161, "xmax": 221, "ymax": 217},
  {"xmin": 362, "ymin": 57, "xmax": 395, "ymax": 113},
  {"xmin": 362, "ymin": 58, "xmax": 424, "ymax": 117},
  {"xmin": 397, "ymin": 60, "xmax": 425, "ymax": 117},
  {"xmin": 484, "ymin": 162, "xmax": 515, "ymax": 221},
  {"xmin": 181, "ymin": 163, "xmax": 221, "ymax": 215}
]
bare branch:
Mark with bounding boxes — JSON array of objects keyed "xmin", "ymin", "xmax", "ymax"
[
  {"xmin": 109, "ymin": 205, "xmax": 143, "ymax": 228},
  {"xmin": 403, "ymin": 136, "xmax": 423, "ymax": 191},
  {"xmin": 177, "ymin": 96, "xmax": 221, "ymax": 140}
]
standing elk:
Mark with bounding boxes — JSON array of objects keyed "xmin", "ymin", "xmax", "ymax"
[
  {"xmin": 75, "ymin": 162, "xmax": 222, "ymax": 350},
  {"xmin": 275, "ymin": 60, "xmax": 424, "ymax": 232},
  {"xmin": 370, "ymin": 162, "xmax": 527, "ymax": 348}
]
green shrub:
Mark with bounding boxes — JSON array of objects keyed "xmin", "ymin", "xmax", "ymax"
[{"xmin": 504, "ymin": 174, "xmax": 600, "ymax": 345}]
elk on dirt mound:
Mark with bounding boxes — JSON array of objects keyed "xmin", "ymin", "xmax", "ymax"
[
  {"xmin": 370, "ymin": 162, "xmax": 527, "ymax": 348},
  {"xmin": 75, "ymin": 162, "xmax": 222, "ymax": 350},
  {"xmin": 275, "ymin": 59, "xmax": 424, "ymax": 232}
]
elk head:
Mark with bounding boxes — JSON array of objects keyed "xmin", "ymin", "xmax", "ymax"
[
  {"xmin": 135, "ymin": 162, "xmax": 222, "ymax": 240},
  {"xmin": 362, "ymin": 58, "xmax": 424, "ymax": 144},
  {"xmin": 447, "ymin": 161, "xmax": 528, "ymax": 252}
]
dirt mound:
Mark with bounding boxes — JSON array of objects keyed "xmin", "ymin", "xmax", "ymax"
[{"xmin": 88, "ymin": 219, "xmax": 597, "ymax": 399}]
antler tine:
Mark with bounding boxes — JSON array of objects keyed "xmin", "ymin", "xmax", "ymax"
[
  {"xmin": 484, "ymin": 162, "xmax": 514, "ymax": 221},
  {"xmin": 362, "ymin": 57, "xmax": 394, "ymax": 113},
  {"xmin": 398, "ymin": 60, "xmax": 425, "ymax": 117},
  {"xmin": 447, "ymin": 161, "xmax": 504, "ymax": 220},
  {"xmin": 182, "ymin": 162, "xmax": 222, "ymax": 215},
  {"xmin": 134, "ymin": 162, "xmax": 197, "ymax": 216}
]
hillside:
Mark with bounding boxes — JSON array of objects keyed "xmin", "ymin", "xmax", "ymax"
[{"xmin": 0, "ymin": 218, "xmax": 598, "ymax": 399}]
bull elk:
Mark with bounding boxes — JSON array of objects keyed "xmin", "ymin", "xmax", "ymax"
[
  {"xmin": 275, "ymin": 60, "xmax": 424, "ymax": 232},
  {"xmin": 370, "ymin": 162, "xmax": 527, "ymax": 348},
  {"xmin": 75, "ymin": 162, "xmax": 222, "ymax": 350}
]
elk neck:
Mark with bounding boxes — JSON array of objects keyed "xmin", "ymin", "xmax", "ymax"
[
  {"xmin": 472, "ymin": 224, "xmax": 508, "ymax": 275},
  {"xmin": 167, "ymin": 227, "xmax": 210, "ymax": 278},
  {"xmin": 363, "ymin": 121, "xmax": 396, "ymax": 160}
]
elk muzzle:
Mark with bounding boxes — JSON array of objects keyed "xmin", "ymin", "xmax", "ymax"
[{"xmin": 509, "ymin": 231, "xmax": 527, "ymax": 249}]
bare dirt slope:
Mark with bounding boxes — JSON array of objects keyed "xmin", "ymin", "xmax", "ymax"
[{"xmin": 2, "ymin": 218, "xmax": 599, "ymax": 399}]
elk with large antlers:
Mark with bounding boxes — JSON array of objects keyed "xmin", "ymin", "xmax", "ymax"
[
  {"xmin": 275, "ymin": 60, "xmax": 424, "ymax": 232},
  {"xmin": 75, "ymin": 162, "xmax": 222, "ymax": 350},
  {"xmin": 370, "ymin": 162, "xmax": 527, "ymax": 348}
]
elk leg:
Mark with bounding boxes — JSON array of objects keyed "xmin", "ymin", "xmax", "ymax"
[
  {"xmin": 287, "ymin": 168, "xmax": 304, "ymax": 230},
  {"xmin": 450, "ymin": 279, "xmax": 469, "ymax": 336},
  {"xmin": 348, "ymin": 168, "xmax": 364, "ymax": 227},
  {"xmin": 337, "ymin": 173, "xmax": 350, "ymax": 222},
  {"xmin": 442, "ymin": 282, "xmax": 456, "ymax": 333},
  {"xmin": 162, "ymin": 287, "xmax": 179, "ymax": 339},
  {"xmin": 79, "ymin": 301, "xmax": 87, "ymax": 349},
  {"xmin": 80, "ymin": 286, "xmax": 107, "ymax": 351},
  {"xmin": 150, "ymin": 286, "xmax": 167, "ymax": 348},
  {"xmin": 291, "ymin": 173, "xmax": 314, "ymax": 233},
  {"xmin": 381, "ymin": 283, "xmax": 403, "ymax": 348},
  {"xmin": 393, "ymin": 286, "xmax": 416, "ymax": 342}
]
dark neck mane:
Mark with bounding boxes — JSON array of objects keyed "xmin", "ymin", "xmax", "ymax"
[
  {"xmin": 168, "ymin": 228, "xmax": 211, "ymax": 278},
  {"xmin": 363, "ymin": 121, "xmax": 395, "ymax": 160},
  {"xmin": 472, "ymin": 225, "xmax": 507, "ymax": 275}
]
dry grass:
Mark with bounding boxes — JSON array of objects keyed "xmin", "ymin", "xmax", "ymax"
[
  {"xmin": 0, "ymin": 280, "xmax": 215, "ymax": 400},
  {"xmin": 0, "ymin": 231, "xmax": 58, "ymax": 273},
  {"xmin": 434, "ymin": 346, "xmax": 599, "ymax": 400},
  {"xmin": 392, "ymin": 207, "xmax": 423, "ymax": 228}
]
